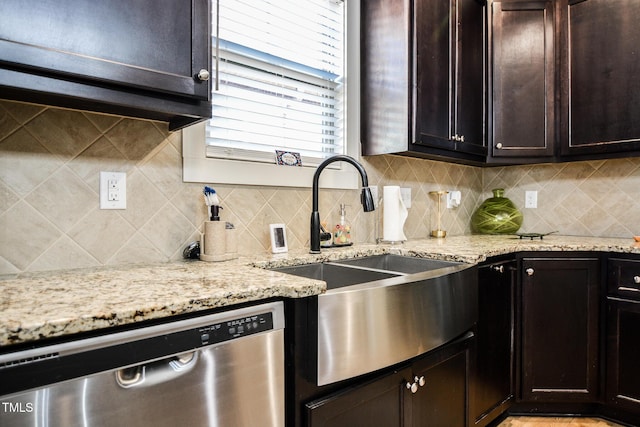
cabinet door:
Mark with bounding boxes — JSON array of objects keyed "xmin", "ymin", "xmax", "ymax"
[
  {"xmin": 414, "ymin": 0, "xmax": 486, "ymax": 155},
  {"xmin": 560, "ymin": 0, "xmax": 640, "ymax": 157},
  {"xmin": 0, "ymin": 0, "xmax": 209, "ymax": 99},
  {"xmin": 410, "ymin": 348, "xmax": 468, "ymax": 427},
  {"xmin": 606, "ymin": 298, "xmax": 640, "ymax": 413},
  {"xmin": 472, "ymin": 260, "xmax": 515, "ymax": 426},
  {"xmin": 520, "ymin": 257, "xmax": 600, "ymax": 402},
  {"xmin": 305, "ymin": 368, "xmax": 408, "ymax": 427},
  {"xmin": 489, "ymin": 0, "xmax": 555, "ymax": 160},
  {"xmin": 414, "ymin": 0, "xmax": 455, "ymax": 151},
  {"xmin": 455, "ymin": 0, "xmax": 487, "ymax": 156},
  {"xmin": 0, "ymin": 0, "xmax": 211, "ymax": 130}
]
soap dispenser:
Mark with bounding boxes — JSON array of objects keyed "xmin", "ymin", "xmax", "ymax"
[{"xmin": 333, "ymin": 203, "xmax": 352, "ymax": 246}]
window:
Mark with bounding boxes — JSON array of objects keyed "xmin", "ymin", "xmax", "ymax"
[
  {"xmin": 208, "ymin": 0, "xmax": 344, "ymax": 164},
  {"xmin": 183, "ymin": 0, "xmax": 361, "ymax": 189}
]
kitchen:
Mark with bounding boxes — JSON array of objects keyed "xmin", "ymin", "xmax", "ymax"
[{"xmin": 1, "ymin": 0, "xmax": 640, "ymax": 426}]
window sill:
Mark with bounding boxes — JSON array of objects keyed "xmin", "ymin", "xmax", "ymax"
[{"xmin": 182, "ymin": 122, "xmax": 360, "ymax": 189}]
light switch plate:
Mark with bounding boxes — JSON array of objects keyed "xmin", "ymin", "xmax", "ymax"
[
  {"xmin": 525, "ymin": 190, "xmax": 538, "ymax": 209},
  {"xmin": 100, "ymin": 171, "xmax": 126, "ymax": 209}
]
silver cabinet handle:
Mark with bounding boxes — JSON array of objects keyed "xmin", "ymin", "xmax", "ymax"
[
  {"xmin": 196, "ymin": 69, "xmax": 210, "ymax": 81},
  {"xmin": 492, "ymin": 265, "xmax": 505, "ymax": 273},
  {"xmin": 634, "ymin": 276, "xmax": 640, "ymax": 284},
  {"xmin": 526, "ymin": 268, "xmax": 535, "ymax": 276},
  {"xmin": 619, "ymin": 287, "xmax": 640, "ymax": 293},
  {"xmin": 496, "ymin": 142, "xmax": 503, "ymax": 149}
]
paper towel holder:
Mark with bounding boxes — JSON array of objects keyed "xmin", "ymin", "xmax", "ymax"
[{"xmin": 429, "ymin": 190, "xmax": 448, "ymax": 238}]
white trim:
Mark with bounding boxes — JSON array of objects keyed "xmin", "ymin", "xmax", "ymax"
[{"xmin": 182, "ymin": 0, "xmax": 361, "ymax": 190}]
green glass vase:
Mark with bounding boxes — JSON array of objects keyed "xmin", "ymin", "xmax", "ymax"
[{"xmin": 471, "ymin": 188, "xmax": 523, "ymax": 234}]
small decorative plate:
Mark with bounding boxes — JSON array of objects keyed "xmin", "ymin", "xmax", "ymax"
[
  {"xmin": 515, "ymin": 231, "xmax": 558, "ymax": 240},
  {"xmin": 275, "ymin": 150, "xmax": 302, "ymax": 166}
]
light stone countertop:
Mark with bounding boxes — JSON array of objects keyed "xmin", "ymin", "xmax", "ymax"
[{"xmin": 1, "ymin": 234, "xmax": 639, "ymax": 349}]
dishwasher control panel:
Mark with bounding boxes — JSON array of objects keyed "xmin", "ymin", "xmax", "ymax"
[{"xmin": 198, "ymin": 312, "xmax": 274, "ymax": 346}]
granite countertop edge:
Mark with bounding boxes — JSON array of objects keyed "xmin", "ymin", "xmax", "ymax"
[{"xmin": 1, "ymin": 235, "xmax": 639, "ymax": 348}]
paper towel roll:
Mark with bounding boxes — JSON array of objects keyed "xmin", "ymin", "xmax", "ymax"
[{"xmin": 383, "ymin": 186, "xmax": 408, "ymax": 242}]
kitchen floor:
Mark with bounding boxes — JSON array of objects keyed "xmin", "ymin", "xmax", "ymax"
[{"xmin": 497, "ymin": 416, "xmax": 625, "ymax": 427}]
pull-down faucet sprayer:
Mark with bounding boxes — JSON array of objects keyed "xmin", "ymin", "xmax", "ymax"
[{"xmin": 310, "ymin": 155, "xmax": 375, "ymax": 254}]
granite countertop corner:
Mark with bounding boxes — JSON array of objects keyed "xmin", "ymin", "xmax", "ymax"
[{"xmin": 2, "ymin": 234, "xmax": 639, "ymax": 348}]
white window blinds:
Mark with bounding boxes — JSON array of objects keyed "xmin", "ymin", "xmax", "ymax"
[{"xmin": 206, "ymin": 0, "xmax": 346, "ymax": 165}]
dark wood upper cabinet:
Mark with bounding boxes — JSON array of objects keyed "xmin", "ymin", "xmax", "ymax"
[
  {"xmin": 414, "ymin": 0, "xmax": 486, "ymax": 156},
  {"xmin": 362, "ymin": 0, "xmax": 640, "ymax": 165},
  {"xmin": 0, "ymin": 0, "xmax": 211, "ymax": 130},
  {"xmin": 488, "ymin": 0, "xmax": 555, "ymax": 162},
  {"xmin": 559, "ymin": 0, "xmax": 640, "ymax": 158},
  {"xmin": 361, "ymin": 0, "xmax": 487, "ymax": 164}
]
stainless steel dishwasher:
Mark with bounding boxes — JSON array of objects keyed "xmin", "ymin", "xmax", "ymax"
[{"xmin": 0, "ymin": 301, "xmax": 285, "ymax": 427}]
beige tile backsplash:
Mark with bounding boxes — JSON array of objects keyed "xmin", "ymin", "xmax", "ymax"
[{"xmin": 1, "ymin": 99, "xmax": 639, "ymax": 275}]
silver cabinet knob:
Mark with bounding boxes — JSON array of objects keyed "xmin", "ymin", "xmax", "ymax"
[
  {"xmin": 417, "ymin": 376, "xmax": 426, "ymax": 387},
  {"xmin": 634, "ymin": 276, "xmax": 640, "ymax": 284},
  {"xmin": 526, "ymin": 268, "xmax": 535, "ymax": 276},
  {"xmin": 492, "ymin": 265, "xmax": 505, "ymax": 273},
  {"xmin": 496, "ymin": 142, "xmax": 503, "ymax": 149},
  {"xmin": 459, "ymin": 135, "xmax": 465, "ymax": 142},
  {"xmin": 406, "ymin": 381, "xmax": 418, "ymax": 393},
  {"xmin": 196, "ymin": 69, "xmax": 210, "ymax": 81}
]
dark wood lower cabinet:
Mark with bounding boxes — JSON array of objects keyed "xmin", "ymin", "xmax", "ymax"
[
  {"xmin": 305, "ymin": 334, "xmax": 471, "ymax": 427},
  {"xmin": 409, "ymin": 347, "xmax": 468, "ymax": 427},
  {"xmin": 471, "ymin": 259, "xmax": 516, "ymax": 427},
  {"xmin": 606, "ymin": 298, "xmax": 640, "ymax": 413},
  {"xmin": 519, "ymin": 256, "xmax": 600, "ymax": 402},
  {"xmin": 305, "ymin": 367, "xmax": 407, "ymax": 427}
]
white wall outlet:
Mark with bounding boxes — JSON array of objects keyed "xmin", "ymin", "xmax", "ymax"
[
  {"xmin": 400, "ymin": 187, "xmax": 412, "ymax": 208},
  {"xmin": 525, "ymin": 190, "xmax": 538, "ymax": 209},
  {"xmin": 447, "ymin": 191, "xmax": 461, "ymax": 208},
  {"xmin": 100, "ymin": 171, "xmax": 126, "ymax": 209}
]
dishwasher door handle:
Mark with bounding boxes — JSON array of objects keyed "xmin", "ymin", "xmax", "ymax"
[{"xmin": 115, "ymin": 351, "xmax": 197, "ymax": 389}]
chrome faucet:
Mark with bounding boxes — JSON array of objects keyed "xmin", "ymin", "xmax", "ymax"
[{"xmin": 310, "ymin": 155, "xmax": 375, "ymax": 253}]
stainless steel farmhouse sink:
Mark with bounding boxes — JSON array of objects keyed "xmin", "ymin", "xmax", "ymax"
[
  {"xmin": 271, "ymin": 254, "xmax": 478, "ymax": 386},
  {"xmin": 332, "ymin": 253, "xmax": 461, "ymax": 274},
  {"xmin": 273, "ymin": 261, "xmax": 399, "ymax": 290}
]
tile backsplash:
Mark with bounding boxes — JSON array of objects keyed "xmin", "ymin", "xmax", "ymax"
[
  {"xmin": 484, "ymin": 159, "xmax": 640, "ymax": 237},
  {"xmin": 1, "ymin": 99, "xmax": 639, "ymax": 275}
]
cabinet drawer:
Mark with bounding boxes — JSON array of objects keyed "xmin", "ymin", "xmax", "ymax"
[{"xmin": 608, "ymin": 258, "xmax": 640, "ymax": 298}]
